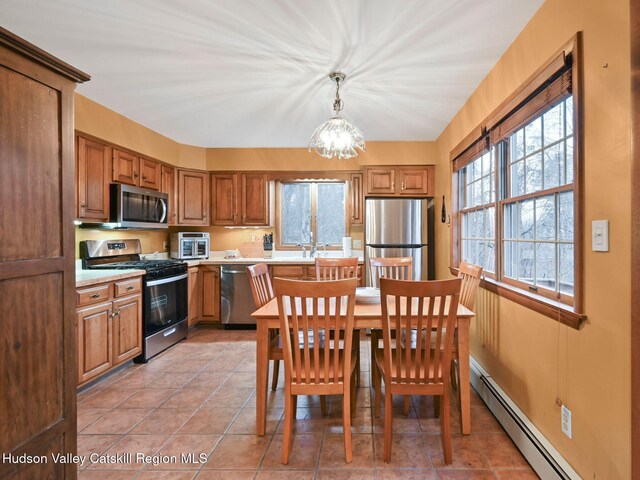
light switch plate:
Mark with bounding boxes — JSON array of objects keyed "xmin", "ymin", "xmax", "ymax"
[
  {"xmin": 561, "ymin": 404, "xmax": 572, "ymax": 439},
  {"xmin": 592, "ymin": 220, "xmax": 609, "ymax": 252}
]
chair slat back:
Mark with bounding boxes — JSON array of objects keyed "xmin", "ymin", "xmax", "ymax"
[
  {"xmin": 315, "ymin": 257, "xmax": 359, "ymax": 281},
  {"xmin": 275, "ymin": 278, "xmax": 357, "ymax": 386},
  {"xmin": 458, "ymin": 261, "xmax": 483, "ymax": 310},
  {"xmin": 246, "ymin": 263, "xmax": 275, "ymax": 308},
  {"xmin": 379, "ymin": 278, "xmax": 461, "ymax": 385},
  {"xmin": 369, "ymin": 257, "xmax": 413, "ymax": 287}
]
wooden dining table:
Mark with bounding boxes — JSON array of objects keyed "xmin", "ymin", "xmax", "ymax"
[{"xmin": 251, "ymin": 296, "xmax": 475, "ymax": 436}]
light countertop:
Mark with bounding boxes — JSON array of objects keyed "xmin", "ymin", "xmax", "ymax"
[{"xmin": 75, "ymin": 269, "xmax": 145, "ymax": 288}]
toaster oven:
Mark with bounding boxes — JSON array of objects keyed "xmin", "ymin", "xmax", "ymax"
[{"xmin": 170, "ymin": 232, "xmax": 210, "ymax": 259}]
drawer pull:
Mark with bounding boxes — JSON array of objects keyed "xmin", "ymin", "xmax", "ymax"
[
  {"xmin": 126, "ymin": 285, "xmax": 135, "ymax": 290},
  {"xmin": 89, "ymin": 293, "xmax": 101, "ymax": 299},
  {"xmin": 163, "ymin": 327, "xmax": 176, "ymax": 337}
]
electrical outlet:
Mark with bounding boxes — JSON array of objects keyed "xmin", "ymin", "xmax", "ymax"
[
  {"xmin": 561, "ymin": 404, "xmax": 572, "ymax": 439},
  {"xmin": 163, "ymin": 241, "xmax": 169, "ymax": 251},
  {"xmin": 353, "ymin": 240, "xmax": 362, "ymax": 249}
]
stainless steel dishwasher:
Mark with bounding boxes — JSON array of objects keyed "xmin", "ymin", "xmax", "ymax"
[{"xmin": 220, "ymin": 265, "xmax": 256, "ymax": 327}]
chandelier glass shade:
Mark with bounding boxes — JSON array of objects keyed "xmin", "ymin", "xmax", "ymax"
[{"xmin": 308, "ymin": 72, "xmax": 365, "ymax": 159}]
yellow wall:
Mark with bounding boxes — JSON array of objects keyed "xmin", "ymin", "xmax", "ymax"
[
  {"xmin": 434, "ymin": 0, "xmax": 631, "ymax": 477},
  {"xmin": 74, "ymin": 95, "xmax": 431, "ymax": 254}
]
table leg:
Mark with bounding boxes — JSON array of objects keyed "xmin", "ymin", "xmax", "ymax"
[
  {"xmin": 256, "ymin": 321, "xmax": 269, "ymax": 436},
  {"xmin": 457, "ymin": 318, "xmax": 471, "ymax": 434},
  {"xmin": 370, "ymin": 329, "xmax": 379, "ymax": 390}
]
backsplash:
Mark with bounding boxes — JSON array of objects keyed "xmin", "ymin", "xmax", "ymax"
[{"xmin": 75, "ymin": 225, "xmax": 364, "ymax": 258}]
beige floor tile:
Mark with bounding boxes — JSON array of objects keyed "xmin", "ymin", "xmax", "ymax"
[
  {"xmin": 203, "ymin": 434, "xmax": 271, "ymax": 469},
  {"xmin": 78, "ymin": 470, "xmax": 139, "ymax": 479},
  {"xmin": 315, "ymin": 469, "xmax": 376, "ymax": 479},
  {"xmin": 184, "ymin": 371, "xmax": 230, "ymax": 389},
  {"xmin": 255, "ymin": 470, "xmax": 315, "ymax": 479},
  {"xmin": 137, "ymin": 471, "xmax": 197, "ymax": 480},
  {"xmin": 261, "ymin": 434, "xmax": 322, "ymax": 469},
  {"xmin": 178, "ymin": 406, "xmax": 241, "ymax": 435},
  {"xmin": 152, "ymin": 372, "xmax": 198, "ymax": 388},
  {"xmin": 476, "ymin": 432, "xmax": 530, "ymax": 469},
  {"xmin": 152, "ymin": 434, "xmax": 221, "ymax": 470},
  {"xmin": 160, "ymin": 387, "xmax": 214, "ymax": 409},
  {"xmin": 118, "ymin": 388, "xmax": 178, "ymax": 409},
  {"xmin": 89, "ymin": 434, "xmax": 169, "ymax": 470},
  {"xmin": 493, "ymin": 468, "xmax": 540, "ymax": 479},
  {"xmin": 207, "ymin": 385, "xmax": 255, "ymax": 407},
  {"xmin": 130, "ymin": 408, "xmax": 195, "ymax": 435},
  {"xmin": 78, "ymin": 388, "xmax": 140, "ymax": 409},
  {"xmin": 195, "ymin": 469, "xmax": 256, "ymax": 479},
  {"xmin": 77, "ymin": 434, "xmax": 122, "ymax": 466},
  {"xmin": 82, "ymin": 409, "xmax": 152, "ymax": 434},
  {"xmin": 77, "ymin": 409, "xmax": 110, "ymax": 432},
  {"xmin": 435, "ymin": 470, "xmax": 497, "ymax": 480},
  {"xmin": 374, "ymin": 433, "xmax": 432, "ymax": 469},
  {"xmin": 376, "ymin": 470, "xmax": 436, "ymax": 479},
  {"xmin": 425, "ymin": 434, "xmax": 490, "ymax": 470},
  {"xmin": 227, "ymin": 407, "xmax": 283, "ymax": 435},
  {"xmin": 318, "ymin": 433, "xmax": 374, "ymax": 469}
]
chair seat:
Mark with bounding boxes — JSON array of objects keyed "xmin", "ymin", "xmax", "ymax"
[
  {"xmin": 291, "ymin": 347, "xmax": 357, "ymax": 384},
  {"xmin": 375, "ymin": 346, "xmax": 443, "ymax": 382}
]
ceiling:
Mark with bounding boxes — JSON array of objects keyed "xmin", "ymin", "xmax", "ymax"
[{"xmin": 1, "ymin": 0, "xmax": 543, "ymax": 148}]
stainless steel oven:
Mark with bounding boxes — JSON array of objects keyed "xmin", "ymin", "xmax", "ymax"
[
  {"xmin": 143, "ymin": 269, "xmax": 188, "ymax": 360},
  {"xmin": 110, "ymin": 183, "xmax": 169, "ymax": 229}
]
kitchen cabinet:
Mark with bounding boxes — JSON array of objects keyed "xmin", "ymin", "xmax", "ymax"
[
  {"xmin": 364, "ymin": 166, "xmax": 434, "ymax": 197},
  {"xmin": 140, "ymin": 157, "xmax": 161, "ymax": 190},
  {"xmin": 77, "ymin": 135, "xmax": 111, "ymax": 221},
  {"xmin": 76, "ymin": 277, "xmax": 142, "ymax": 385},
  {"xmin": 112, "ymin": 148, "xmax": 161, "ymax": 191},
  {"xmin": 161, "ymin": 165, "xmax": 177, "ymax": 225},
  {"xmin": 112, "ymin": 148, "xmax": 139, "ymax": 186},
  {"xmin": 200, "ymin": 265, "xmax": 221, "ymax": 322},
  {"xmin": 349, "ymin": 172, "xmax": 364, "ymax": 225},
  {"xmin": 178, "ymin": 169, "xmax": 209, "ymax": 225},
  {"xmin": 271, "ymin": 263, "xmax": 365, "ymax": 286},
  {"xmin": 188, "ymin": 266, "xmax": 201, "ymax": 326},
  {"xmin": 211, "ymin": 172, "xmax": 270, "ymax": 226}
]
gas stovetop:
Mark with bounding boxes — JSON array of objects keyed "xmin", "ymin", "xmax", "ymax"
[{"xmin": 80, "ymin": 239, "xmax": 187, "ymax": 280}]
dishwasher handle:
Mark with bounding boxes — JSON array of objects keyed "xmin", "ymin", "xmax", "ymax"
[{"xmin": 221, "ymin": 266, "xmax": 248, "ymax": 275}]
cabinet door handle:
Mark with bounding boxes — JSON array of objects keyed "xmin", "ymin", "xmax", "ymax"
[
  {"xmin": 80, "ymin": 202, "xmax": 87, "ymax": 208},
  {"xmin": 89, "ymin": 293, "xmax": 101, "ymax": 299},
  {"xmin": 142, "ymin": 176, "xmax": 147, "ymax": 181},
  {"xmin": 391, "ymin": 182, "xmax": 395, "ymax": 190},
  {"xmin": 401, "ymin": 182, "xmax": 405, "ymax": 190},
  {"xmin": 133, "ymin": 172, "xmax": 138, "ymax": 178}
]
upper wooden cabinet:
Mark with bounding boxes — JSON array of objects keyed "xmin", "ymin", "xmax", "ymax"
[
  {"xmin": 211, "ymin": 172, "xmax": 270, "ymax": 226},
  {"xmin": 77, "ymin": 136, "xmax": 110, "ymax": 220},
  {"xmin": 364, "ymin": 166, "xmax": 434, "ymax": 197},
  {"xmin": 160, "ymin": 165, "xmax": 177, "ymax": 225},
  {"xmin": 112, "ymin": 148, "xmax": 160, "ymax": 191},
  {"xmin": 178, "ymin": 169, "xmax": 209, "ymax": 225},
  {"xmin": 349, "ymin": 172, "xmax": 364, "ymax": 225},
  {"xmin": 112, "ymin": 148, "xmax": 139, "ymax": 186},
  {"xmin": 140, "ymin": 157, "xmax": 161, "ymax": 190}
]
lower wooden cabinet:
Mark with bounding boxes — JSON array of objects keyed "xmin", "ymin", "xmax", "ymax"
[
  {"xmin": 76, "ymin": 277, "xmax": 142, "ymax": 385},
  {"xmin": 200, "ymin": 266, "xmax": 220, "ymax": 322},
  {"xmin": 270, "ymin": 263, "xmax": 365, "ymax": 286}
]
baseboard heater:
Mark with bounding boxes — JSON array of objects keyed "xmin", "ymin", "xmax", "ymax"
[{"xmin": 469, "ymin": 357, "xmax": 582, "ymax": 480}]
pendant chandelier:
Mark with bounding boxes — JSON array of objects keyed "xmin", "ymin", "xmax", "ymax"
[{"xmin": 308, "ymin": 72, "xmax": 365, "ymax": 159}]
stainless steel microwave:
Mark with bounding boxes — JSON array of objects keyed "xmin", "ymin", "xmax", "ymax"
[{"xmin": 110, "ymin": 184, "xmax": 169, "ymax": 229}]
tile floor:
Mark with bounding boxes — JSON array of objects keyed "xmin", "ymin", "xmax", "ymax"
[{"xmin": 77, "ymin": 326, "xmax": 539, "ymax": 479}]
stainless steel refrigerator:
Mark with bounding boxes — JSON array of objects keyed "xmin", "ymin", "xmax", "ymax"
[{"xmin": 365, "ymin": 198, "xmax": 434, "ymax": 286}]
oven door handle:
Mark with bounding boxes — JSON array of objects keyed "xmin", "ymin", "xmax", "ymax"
[{"xmin": 146, "ymin": 273, "xmax": 188, "ymax": 287}]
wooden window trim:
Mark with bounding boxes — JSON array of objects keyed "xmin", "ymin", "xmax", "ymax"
[
  {"xmin": 275, "ymin": 180, "xmax": 348, "ymax": 251},
  {"xmin": 449, "ymin": 33, "xmax": 585, "ymax": 329}
]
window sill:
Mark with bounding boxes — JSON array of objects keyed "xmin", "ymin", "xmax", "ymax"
[{"xmin": 449, "ymin": 267, "xmax": 586, "ymax": 330}]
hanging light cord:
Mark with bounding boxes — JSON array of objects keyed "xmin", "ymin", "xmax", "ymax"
[{"xmin": 333, "ymin": 78, "xmax": 344, "ymax": 113}]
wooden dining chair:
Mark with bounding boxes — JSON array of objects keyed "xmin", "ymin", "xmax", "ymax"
[
  {"xmin": 369, "ymin": 256, "xmax": 413, "ymax": 408},
  {"xmin": 449, "ymin": 261, "xmax": 483, "ymax": 390},
  {"xmin": 275, "ymin": 277, "xmax": 358, "ymax": 464},
  {"xmin": 247, "ymin": 263, "xmax": 281, "ymax": 390},
  {"xmin": 315, "ymin": 257, "xmax": 359, "ymax": 281},
  {"xmin": 373, "ymin": 277, "xmax": 462, "ymax": 464},
  {"xmin": 368, "ymin": 257, "xmax": 413, "ymax": 287},
  {"xmin": 315, "ymin": 257, "xmax": 361, "ymax": 386}
]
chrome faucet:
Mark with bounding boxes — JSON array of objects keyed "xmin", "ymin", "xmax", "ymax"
[
  {"xmin": 309, "ymin": 231, "xmax": 318, "ymax": 258},
  {"xmin": 296, "ymin": 243, "xmax": 307, "ymax": 258}
]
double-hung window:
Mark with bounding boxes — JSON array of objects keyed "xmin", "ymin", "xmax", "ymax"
[
  {"xmin": 453, "ymin": 45, "xmax": 581, "ymax": 323},
  {"xmin": 277, "ymin": 181, "xmax": 347, "ymax": 248}
]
